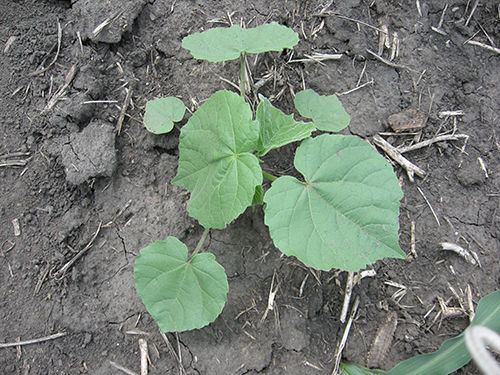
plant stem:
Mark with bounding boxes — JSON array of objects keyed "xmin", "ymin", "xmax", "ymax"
[
  {"xmin": 262, "ymin": 171, "xmax": 277, "ymax": 181},
  {"xmin": 239, "ymin": 52, "xmax": 246, "ymax": 97},
  {"xmin": 190, "ymin": 227, "xmax": 210, "ymax": 260}
]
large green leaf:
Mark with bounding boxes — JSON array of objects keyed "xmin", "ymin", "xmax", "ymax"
[
  {"xmin": 172, "ymin": 90, "xmax": 262, "ymax": 228},
  {"xmin": 263, "ymin": 134, "xmax": 405, "ymax": 271},
  {"xmin": 182, "ymin": 23, "xmax": 298, "ymax": 62},
  {"xmin": 256, "ymin": 95, "xmax": 315, "ymax": 156},
  {"xmin": 294, "ymin": 89, "xmax": 350, "ymax": 132},
  {"xmin": 144, "ymin": 97, "xmax": 186, "ymax": 134},
  {"xmin": 134, "ymin": 237, "xmax": 229, "ymax": 332},
  {"xmin": 386, "ymin": 289, "xmax": 500, "ymax": 375}
]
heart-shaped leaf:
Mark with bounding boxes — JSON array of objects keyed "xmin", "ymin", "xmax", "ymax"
[
  {"xmin": 294, "ymin": 89, "xmax": 350, "ymax": 132},
  {"xmin": 256, "ymin": 95, "xmax": 315, "ymax": 156},
  {"xmin": 134, "ymin": 237, "xmax": 229, "ymax": 332},
  {"xmin": 264, "ymin": 134, "xmax": 405, "ymax": 271},
  {"xmin": 144, "ymin": 97, "xmax": 186, "ymax": 134},
  {"xmin": 182, "ymin": 23, "xmax": 299, "ymax": 62},
  {"xmin": 172, "ymin": 90, "xmax": 262, "ymax": 228}
]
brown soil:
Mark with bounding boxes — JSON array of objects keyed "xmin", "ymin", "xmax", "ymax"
[{"xmin": 0, "ymin": 0, "xmax": 498, "ymax": 374}]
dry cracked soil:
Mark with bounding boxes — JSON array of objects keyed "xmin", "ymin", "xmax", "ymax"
[{"xmin": 0, "ymin": 0, "xmax": 499, "ymax": 374}]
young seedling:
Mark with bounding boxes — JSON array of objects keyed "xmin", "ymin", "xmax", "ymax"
[
  {"xmin": 134, "ymin": 23, "xmax": 405, "ymax": 333},
  {"xmin": 340, "ymin": 289, "xmax": 500, "ymax": 375}
]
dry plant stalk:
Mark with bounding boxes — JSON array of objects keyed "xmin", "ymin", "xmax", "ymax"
[
  {"xmin": 372, "ymin": 135, "xmax": 425, "ymax": 182},
  {"xmin": 331, "ymin": 296, "xmax": 360, "ymax": 375},
  {"xmin": 367, "ymin": 311, "xmax": 398, "ymax": 368},
  {"xmin": 440, "ymin": 242, "xmax": 478, "ymax": 265}
]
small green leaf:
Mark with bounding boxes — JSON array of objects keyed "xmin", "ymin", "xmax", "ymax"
[
  {"xmin": 386, "ymin": 289, "xmax": 500, "ymax": 375},
  {"xmin": 256, "ymin": 95, "xmax": 315, "ymax": 156},
  {"xmin": 134, "ymin": 237, "xmax": 229, "ymax": 332},
  {"xmin": 294, "ymin": 89, "xmax": 350, "ymax": 132},
  {"xmin": 172, "ymin": 90, "xmax": 262, "ymax": 228},
  {"xmin": 264, "ymin": 134, "xmax": 405, "ymax": 271},
  {"xmin": 144, "ymin": 97, "xmax": 186, "ymax": 134},
  {"xmin": 182, "ymin": 23, "xmax": 299, "ymax": 62}
]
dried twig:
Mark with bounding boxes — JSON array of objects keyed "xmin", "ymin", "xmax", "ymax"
[
  {"xmin": 298, "ymin": 273, "xmax": 309, "ymax": 297},
  {"xmin": 385, "ymin": 281, "xmax": 407, "ymax": 304},
  {"xmin": 337, "ymin": 80, "xmax": 374, "ymax": 96},
  {"xmin": 410, "ymin": 221, "xmax": 417, "ymax": 258},
  {"xmin": 431, "ymin": 26, "xmax": 447, "ymax": 36},
  {"xmin": 109, "ymin": 361, "xmax": 139, "ymax": 375},
  {"xmin": 42, "ymin": 64, "xmax": 78, "ymax": 114},
  {"xmin": 372, "ymin": 135, "xmax": 425, "ymax": 182},
  {"xmin": 0, "ymin": 152, "xmax": 31, "ymax": 168},
  {"xmin": 465, "ymin": 0, "xmax": 479, "ymax": 26},
  {"xmin": 440, "ymin": 242, "xmax": 478, "ymax": 265},
  {"xmin": 356, "ymin": 61, "xmax": 367, "ymax": 86},
  {"xmin": 159, "ymin": 330, "xmax": 185, "ymax": 374},
  {"xmin": 52, "ymin": 222, "xmax": 102, "ymax": 279},
  {"xmin": 430, "ymin": 3, "xmax": 448, "ymax": 35},
  {"xmin": 466, "ymin": 285, "xmax": 475, "ymax": 321},
  {"xmin": 1, "ymin": 240, "xmax": 15, "ymax": 254},
  {"xmin": 289, "ymin": 52, "xmax": 343, "ymax": 63},
  {"xmin": 331, "ymin": 296, "xmax": 360, "ymax": 375},
  {"xmin": 3, "ymin": 36, "xmax": 17, "ymax": 53},
  {"xmin": 260, "ymin": 271, "xmax": 279, "ymax": 324},
  {"xmin": 218, "ymin": 75, "xmax": 240, "ymax": 91},
  {"xmin": 398, "ymin": 134, "xmax": 469, "ymax": 153},
  {"xmin": 477, "ymin": 23, "xmax": 496, "ymax": 47},
  {"xmin": 340, "ymin": 271, "xmax": 354, "ymax": 323},
  {"xmin": 92, "ymin": 10, "xmax": 124, "ymax": 37},
  {"xmin": 437, "ymin": 295, "xmax": 464, "ymax": 323},
  {"xmin": 29, "ymin": 21, "xmax": 62, "ymax": 76},
  {"xmin": 253, "ymin": 71, "xmax": 273, "ymax": 90},
  {"xmin": 438, "ymin": 110, "xmax": 464, "ymax": 117},
  {"xmin": 0, "ymin": 332, "xmax": 67, "ymax": 348},
  {"xmin": 83, "ymin": 100, "xmax": 118, "ymax": 104},
  {"xmin": 34, "ymin": 264, "xmax": 50, "ymax": 296},
  {"xmin": 353, "ymin": 269, "xmax": 376, "ymax": 285},
  {"xmin": 0, "ymin": 160, "xmax": 29, "ymax": 167},
  {"xmin": 477, "ymin": 157, "xmax": 489, "ymax": 178},
  {"xmin": 320, "ymin": 14, "xmax": 384, "ymax": 33},
  {"xmin": 366, "ymin": 49, "xmax": 409, "ymax": 70},
  {"xmin": 12, "ymin": 218, "xmax": 21, "ymax": 236},
  {"xmin": 466, "ymin": 40, "xmax": 500, "ymax": 54},
  {"xmin": 117, "ymin": 88, "xmax": 133, "ymax": 135},
  {"xmin": 0, "ymin": 152, "xmax": 30, "ymax": 160},
  {"xmin": 139, "ymin": 339, "xmax": 148, "ymax": 375},
  {"xmin": 125, "ymin": 329, "xmax": 150, "ymax": 336},
  {"xmin": 417, "ymin": 187, "xmax": 440, "ymax": 226}
]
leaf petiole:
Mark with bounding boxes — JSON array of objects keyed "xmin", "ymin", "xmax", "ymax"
[
  {"xmin": 262, "ymin": 171, "xmax": 277, "ymax": 181},
  {"xmin": 239, "ymin": 52, "xmax": 246, "ymax": 97},
  {"xmin": 190, "ymin": 227, "xmax": 211, "ymax": 260}
]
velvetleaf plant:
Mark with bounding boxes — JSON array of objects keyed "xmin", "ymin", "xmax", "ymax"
[{"xmin": 134, "ymin": 22, "xmax": 406, "ymax": 333}]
